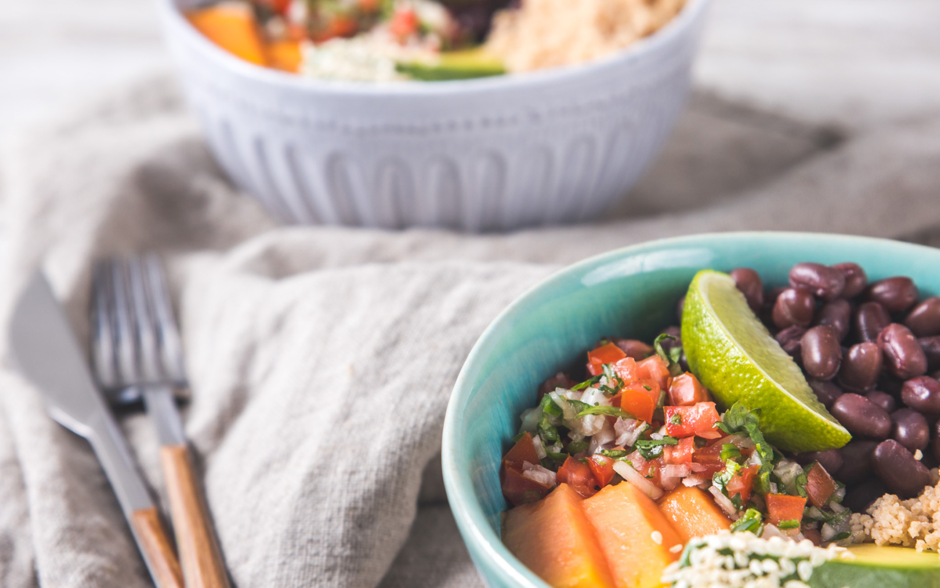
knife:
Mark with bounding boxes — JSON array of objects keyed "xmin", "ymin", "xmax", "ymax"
[{"xmin": 9, "ymin": 270, "xmax": 184, "ymax": 588}]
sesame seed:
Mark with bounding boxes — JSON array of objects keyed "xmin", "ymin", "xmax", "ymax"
[
  {"xmin": 915, "ymin": 449, "xmax": 924, "ymax": 461},
  {"xmin": 651, "ymin": 531, "xmax": 663, "ymax": 545}
]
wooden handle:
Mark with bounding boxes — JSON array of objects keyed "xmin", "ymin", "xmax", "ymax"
[
  {"xmin": 161, "ymin": 445, "xmax": 231, "ymax": 588},
  {"xmin": 131, "ymin": 507, "xmax": 185, "ymax": 588}
]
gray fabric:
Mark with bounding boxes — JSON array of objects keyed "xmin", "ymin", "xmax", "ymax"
[{"xmin": 1, "ymin": 72, "xmax": 940, "ymax": 588}]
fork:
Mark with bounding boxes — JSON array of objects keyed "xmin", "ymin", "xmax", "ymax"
[{"xmin": 92, "ymin": 255, "xmax": 230, "ymax": 588}]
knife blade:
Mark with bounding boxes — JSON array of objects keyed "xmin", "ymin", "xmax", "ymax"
[{"xmin": 9, "ymin": 270, "xmax": 184, "ymax": 588}]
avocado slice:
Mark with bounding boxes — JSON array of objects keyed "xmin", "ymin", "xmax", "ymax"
[
  {"xmin": 396, "ymin": 48, "xmax": 505, "ymax": 81},
  {"xmin": 810, "ymin": 545, "xmax": 940, "ymax": 588}
]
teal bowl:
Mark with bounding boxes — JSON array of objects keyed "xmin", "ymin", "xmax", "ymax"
[{"xmin": 441, "ymin": 231, "xmax": 940, "ymax": 588}]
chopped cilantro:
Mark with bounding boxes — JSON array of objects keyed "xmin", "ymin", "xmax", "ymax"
[
  {"xmin": 571, "ymin": 375, "xmax": 601, "ymax": 391},
  {"xmin": 720, "ymin": 443, "xmax": 742, "ymax": 462},
  {"xmin": 574, "ymin": 404, "xmax": 635, "ymax": 420},
  {"xmin": 540, "ymin": 394, "xmax": 563, "ymax": 417},
  {"xmin": 567, "ymin": 439, "xmax": 589, "ymax": 455},
  {"xmin": 730, "ymin": 508, "xmax": 763, "ymax": 535},
  {"xmin": 599, "ymin": 449, "xmax": 630, "ymax": 459},
  {"xmin": 653, "ymin": 333, "xmax": 684, "ymax": 376}
]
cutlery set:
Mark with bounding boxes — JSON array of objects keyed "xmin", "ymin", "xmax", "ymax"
[{"xmin": 9, "ymin": 256, "xmax": 228, "ymax": 588}]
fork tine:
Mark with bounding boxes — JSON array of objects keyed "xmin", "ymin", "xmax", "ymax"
[
  {"xmin": 91, "ymin": 261, "xmax": 118, "ymax": 389},
  {"xmin": 143, "ymin": 254, "xmax": 187, "ymax": 385},
  {"xmin": 109, "ymin": 259, "xmax": 141, "ymax": 386},
  {"xmin": 127, "ymin": 257, "xmax": 163, "ymax": 384}
]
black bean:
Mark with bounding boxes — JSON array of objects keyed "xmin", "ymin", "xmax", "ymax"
[
  {"xmin": 833, "ymin": 262, "xmax": 868, "ymax": 299},
  {"xmin": 878, "ymin": 374, "xmax": 905, "ymax": 397},
  {"xmin": 920, "ymin": 336, "xmax": 940, "ymax": 370},
  {"xmin": 773, "ymin": 287, "xmax": 815, "ymax": 329},
  {"xmin": 790, "ymin": 262, "xmax": 846, "ymax": 301},
  {"xmin": 808, "ymin": 379, "xmax": 844, "ymax": 409},
  {"xmin": 901, "ymin": 376, "xmax": 940, "ymax": 414},
  {"xmin": 866, "ymin": 391, "xmax": 896, "ymax": 414},
  {"xmin": 854, "ymin": 301, "xmax": 891, "ymax": 343},
  {"xmin": 815, "ymin": 299, "xmax": 851, "ymax": 342},
  {"xmin": 730, "ymin": 268, "xmax": 764, "ymax": 313},
  {"xmin": 891, "ymin": 408, "xmax": 930, "ymax": 452},
  {"xmin": 775, "ymin": 326, "xmax": 807, "ymax": 360},
  {"xmin": 838, "ymin": 342, "xmax": 883, "ymax": 391},
  {"xmin": 539, "ymin": 372, "xmax": 575, "ymax": 399},
  {"xmin": 676, "ymin": 296, "xmax": 685, "ymax": 323},
  {"xmin": 872, "ymin": 439, "xmax": 932, "ymax": 498},
  {"xmin": 844, "ymin": 478, "xmax": 887, "ymax": 513},
  {"xmin": 611, "ymin": 338, "xmax": 653, "ymax": 360},
  {"xmin": 802, "ymin": 326, "xmax": 842, "ymax": 380},
  {"xmin": 794, "ymin": 449, "xmax": 844, "ymax": 477},
  {"xmin": 864, "ymin": 277, "xmax": 919, "ymax": 314},
  {"xmin": 679, "ymin": 352, "xmax": 689, "ymax": 373},
  {"xmin": 905, "ymin": 297, "xmax": 940, "ymax": 337},
  {"xmin": 879, "ymin": 323, "xmax": 928, "ymax": 379},
  {"xmin": 831, "ymin": 393, "xmax": 892, "ymax": 439},
  {"xmin": 838, "ymin": 440, "xmax": 878, "ymax": 484}
]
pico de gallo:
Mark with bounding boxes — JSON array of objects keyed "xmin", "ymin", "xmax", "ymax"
[{"xmin": 501, "ymin": 332, "xmax": 854, "ymax": 545}]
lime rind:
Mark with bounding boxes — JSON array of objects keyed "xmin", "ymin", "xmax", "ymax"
[{"xmin": 682, "ymin": 270, "xmax": 851, "ymax": 453}]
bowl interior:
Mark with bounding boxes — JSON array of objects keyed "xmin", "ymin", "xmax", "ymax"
[{"xmin": 443, "ymin": 231, "xmax": 940, "ymax": 588}]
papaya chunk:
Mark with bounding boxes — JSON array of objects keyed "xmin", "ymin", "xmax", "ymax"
[
  {"xmin": 658, "ymin": 486, "xmax": 732, "ymax": 543},
  {"xmin": 582, "ymin": 481, "xmax": 683, "ymax": 588},
  {"xmin": 504, "ymin": 484, "xmax": 615, "ymax": 588},
  {"xmin": 187, "ymin": 4, "xmax": 268, "ymax": 66}
]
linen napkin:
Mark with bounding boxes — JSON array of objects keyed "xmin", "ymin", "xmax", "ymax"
[{"xmin": 1, "ymin": 73, "xmax": 940, "ymax": 588}]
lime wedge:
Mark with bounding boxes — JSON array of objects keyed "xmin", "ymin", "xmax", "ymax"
[{"xmin": 681, "ymin": 270, "xmax": 851, "ymax": 452}]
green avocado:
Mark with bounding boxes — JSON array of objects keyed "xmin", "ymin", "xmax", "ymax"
[
  {"xmin": 396, "ymin": 48, "xmax": 505, "ymax": 81},
  {"xmin": 810, "ymin": 545, "xmax": 940, "ymax": 588}
]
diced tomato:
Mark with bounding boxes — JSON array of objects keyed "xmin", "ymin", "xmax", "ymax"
[
  {"xmin": 802, "ymin": 528, "xmax": 823, "ymax": 546},
  {"xmin": 691, "ymin": 438, "xmax": 726, "ymax": 478},
  {"xmin": 805, "ymin": 462, "xmax": 838, "ymax": 509},
  {"xmin": 726, "ymin": 465, "xmax": 759, "ymax": 503},
  {"xmin": 502, "ymin": 432, "xmax": 540, "ymax": 470},
  {"xmin": 636, "ymin": 355, "xmax": 670, "ymax": 389},
  {"xmin": 586, "ymin": 343, "xmax": 628, "ymax": 377},
  {"xmin": 501, "ymin": 465, "xmax": 553, "ymax": 506},
  {"xmin": 389, "ymin": 7, "xmax": 419, "ymax": 38},
  {"xmin": 626, "ymin": 451, "xmax": 664, "ymax": 488},
  {"xmin": 258, "ymin": 0, "xmax": 291, "ymax": 14},
  {"xmin": 664, "ymin": 402, "xmax": 721, "ymax": 438},
  {"xmin": 621, "ymin": 386, "xmax": 656, "ymax": 423},
  {"xmin": 663, "ymin": 437, "xmax": 695, "ymax": 466},
  {"xmin": 765, "ymin": 494, "xmax": 807, "ymax": 526},
  {"xmin": 587, "ymin": 455, "xmax": 616, "ymax": 488},
  {"xmin": 668, "ymin": 373, "xmax": 712, "ymax": 406},
  {"xmin": 611, "ymin": 357, "xmax": 637, "ymax": 385},
  {"xmin": 557, "ymin": 456, "xmax": 597, "ymax": 498}
]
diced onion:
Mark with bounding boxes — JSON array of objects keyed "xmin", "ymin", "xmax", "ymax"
[
  {"xmin": 682, "ymin": 475, "xmax": 707, "ymax": 487},
  {"xmin": 613, "ymin": 460, "xmax": 664, "ymax": 500},
  {"xmin": 614, "ymin": 418, "xmax": 648, "ymax": 447},
  {"xmin": 519, "ymin": 406, "xmax": 543, "ymax": 433},
  {"xmin": 522, "ymin": 462, "xmax": 556, "ymax": 486},
  {"xmin": 531, "ymin": 435, "xmax": 547, "ymax": 460},
  {"xmin": 829, "ymin": 501, "xmax": 846, "ymax": 514},
  {"xmin": 728, "ymin": 433, "xmax": 756, "ymax": 449},
  {"xmin": 746, "ymin": 451, "xmax": 763, "ymax": 468},
  {"xmin": 650, "ymin": 426, "xmax": 667, "ymax": 440},
  {"xmin": 662, "ymin": 464, "xmax": 691, "ymax": 479},
  {"xmin": 820, "ymin": 523, "xmax": 837, "ymax": 542},
  {"xmin": 709, "ymin": 486, "xmax": 738, "ymax": 517},
  {"xmin": 592, "ymin": 420, "xmax": 616, "ymax": 449}
]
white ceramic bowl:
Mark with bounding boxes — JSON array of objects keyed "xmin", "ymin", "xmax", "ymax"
[{"xmin": 160, "ymin": 0, "xmax": 711, "ymax": 231}]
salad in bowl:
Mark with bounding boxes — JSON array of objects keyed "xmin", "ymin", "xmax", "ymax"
[{"xmin": 443, "ymin": 234, "xmax": 940, "ymax": 588}]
